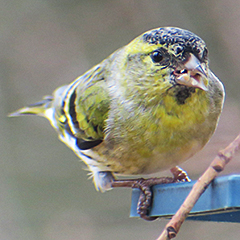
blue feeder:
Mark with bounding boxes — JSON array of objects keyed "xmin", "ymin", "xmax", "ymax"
[{"xmin": 130, "ymin": 175, "xmax": 240, "ymax": 222}]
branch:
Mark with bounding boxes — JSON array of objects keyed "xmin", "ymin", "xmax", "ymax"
[{"xmin": 156, "ymin": 133, "xmax": 240, "ymax": 240}]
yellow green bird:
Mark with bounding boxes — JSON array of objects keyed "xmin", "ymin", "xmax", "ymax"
[{"xmin": 10, "ymin": 27, "xmax": 225, "ymax": 218}]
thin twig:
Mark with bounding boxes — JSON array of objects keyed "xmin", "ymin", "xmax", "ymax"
[{"xmin": 156, "ymin": 133, "xmax": 240, "ymax": 240}]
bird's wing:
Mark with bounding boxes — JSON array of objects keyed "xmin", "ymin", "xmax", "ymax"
[
  {"xmin": 56, "ymin": 64, "xmax": 110, "ymax": 150},
  {"xmin": 10, "ymin": 62, "xmax": 110, "ymax": 151}
]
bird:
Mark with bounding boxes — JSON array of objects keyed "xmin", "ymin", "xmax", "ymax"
[{"xmin": 9, "ymin": 26, "xmax": 225, "ymax": 220}]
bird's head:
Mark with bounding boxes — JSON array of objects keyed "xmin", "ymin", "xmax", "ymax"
[{"xmin": 121, "ymin": 27, "xmax": 209, "ymax": 99}]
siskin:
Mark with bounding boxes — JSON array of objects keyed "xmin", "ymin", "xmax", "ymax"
[{"xmin": 10, "ymin": 27, "xmax": 225, "ymax": 215}]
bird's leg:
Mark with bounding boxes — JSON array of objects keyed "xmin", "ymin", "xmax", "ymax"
[
  {"xmin": 111, "ymin": 166, "xmax": 190, "ymax": 221},
  {"xmin": 170, "ymin": 166, "xmax": 191, "ymax": 182},
  {"xmin": 111, "ymin": 177, "xmax": 175, "ymax": 221}
]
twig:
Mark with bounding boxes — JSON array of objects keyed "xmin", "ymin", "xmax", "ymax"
[{"xmin": 156, "ymin": 133, "xmax": 240, "ymax": 240}]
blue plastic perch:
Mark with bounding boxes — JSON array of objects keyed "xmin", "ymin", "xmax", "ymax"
[{"xmin": 130, "ymin": 175, "xmax": 240, "ymax": 222}]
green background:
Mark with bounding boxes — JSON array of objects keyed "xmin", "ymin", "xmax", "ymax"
[{"xmin": 1, "ymin": 0, "xmax": 240, "ymax": 239}]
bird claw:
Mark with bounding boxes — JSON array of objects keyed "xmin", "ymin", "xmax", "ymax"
[
  {"xmin": 112, "ymin": 176, "xmax": 176, "ymax": 221},
  {"xmin": 170, "ymin": 166, "xmax": 191, "ymax": 182},
  {"xmin": 136, "ymin": 184, "xmax": 158, "ymax": 221},
  {"xmin": 111, "ymin": 167, "xmax": 191, "ymax": 220}
]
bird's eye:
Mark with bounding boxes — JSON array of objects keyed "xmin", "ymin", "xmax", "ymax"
[{"xmin": 151, "ymin": 50, "xmax": 164, "ymax": 63}]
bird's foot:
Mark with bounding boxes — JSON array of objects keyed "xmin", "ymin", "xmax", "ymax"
[
  {"xmin": 111, "ymin": 166, "xmax": 190, "ymax": 221},
  {"xmin": 170, "ymin": 166, "xmax": 191, "ymax": 182},
  {"xmin": 112, "ymin": 177, "xmax": 175, "ymax": 221}
]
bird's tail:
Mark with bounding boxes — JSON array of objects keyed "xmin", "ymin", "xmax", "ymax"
[{"xmin": 8, "ymin": 96, "xmax": 53, "ymax": 118}]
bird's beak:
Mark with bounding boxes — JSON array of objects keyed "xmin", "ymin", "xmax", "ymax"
[{"xmin": 174, "ymin": 53, "xmax": 208, "ymax": 91}]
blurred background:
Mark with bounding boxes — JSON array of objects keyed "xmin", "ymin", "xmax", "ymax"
[{"xmin": 1, "ymin": 0, "xmax": 240, "ymax": 239}]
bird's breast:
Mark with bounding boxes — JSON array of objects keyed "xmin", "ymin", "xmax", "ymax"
[{"xmin": 94, "ymin": 89, "xmax": 220, "ymax": 175}]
